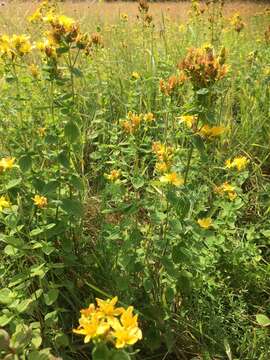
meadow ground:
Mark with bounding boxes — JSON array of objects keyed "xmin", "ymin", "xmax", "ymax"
[{"xmin": 0, "ymin": 1, "xmax": 270, "ymax": 360}]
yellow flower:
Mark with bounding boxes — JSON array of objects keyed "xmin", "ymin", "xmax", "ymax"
[
  {"xmin": 132, "ymin": 71, "xmax": 140, "ymax": 79},
  {"xmin": 160, "ymin": 172, "xmax": 184, "ymax": 187},
  {"xmin": 110, "ymin": 307, "xmax": 142, "ymax": 349},
  {"xmin": 179, "ymin": 115, "xmax": 197, "ymax": 129},
  {"xmin": 73, "ymin": 313, "xmax": 110, "ymax": 343},
  {"xmin": 32, "ymin": 195, "xmax": 48, "ymax": 208},
  {"xmin": 11, "ymin": 34, "xmax": 32, "ymax": 56},
  {"xmin": 73, "ymin": 297, "xmax": 142, "ymax": 349},
  {"xmin": 228, "ymin": 191, "xmax": 237, "ymax": 201},
  {"xmin": 29, "ymin": 64, "xmax": 39, "ymax": 78},
  {"xmin": 121, "ymin": 13, "xmax": 129, "ymax": 21},
  {"xmin": 0, "ymin": 196, "xmax": 11, "ymax": 212},
  {"xmin": 58, "ymin": 15, "xmax": 75, "ymax": 28},
  {"xmin": 0, "ymin": 35, "xmax": 12, "ymax": 56},
  {"xmin": 28, "ymin": 9, "xmax": 42, "ymax": 23},
  {"xmin": 105, "ymin": 170, "xmax": 121, "ymax": 182},
  {"xmin": 96, "ymin": 296, "xmax": 123, "ymax": 319},
  {"xmin": 0, "ymin": 157, "xmax": 15, "ymax": 172},
  {"xmin": 222, "ymin": 182, "xmax": 235, "ymax": 193},
  {"xmin": 199, "ymin": 125, "xmax": 227, "ymax": 138},
  {"xmin": 197, "ymin": 217, "xmax": 212, "ymax": 229},
  {"xmin": 178, "ymin": 24, "xmax": 186, "ymax": 33},
  {"xmin": 152, "ymin": 142, "xmax": 173, "ymax": 162},
  {"xmin": 80, "ymin": 303, "xmax": 96, "ymax": 318},
  {"xmin": 225, "ymin": 156, "xmax": 249, "ymax": 171},
  {"xmin": 155, "ymin": 162, "xmax": 169, "ymax": 173},
  {"xmin": 37, "ymin": 127, "xmax": 46, "ymax": 137},
  {"xmin": 143, "ymin": 112, "xmax": 155, "ymax": 122},
  {"xmin": 214, "ymin": 182, "xmax": 237, "ymax": 201}
]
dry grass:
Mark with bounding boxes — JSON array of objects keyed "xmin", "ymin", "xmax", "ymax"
[{"xmin": 0, "ymin": 1, "xmax": 268, "ymax": 33}]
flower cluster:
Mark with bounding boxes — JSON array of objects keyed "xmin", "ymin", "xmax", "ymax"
[
  {"xmin": 159, "ymin": 72, "xmax": 187, "ymax": 96},
  {"xmin": 105, "ymin": 170, "xmax": 121, "ymax": 182},
  {"xmin": 0, "ymin": 34, "xmax": 32, "ymax": 59},
  {"xmin": 198, "ymin": 217, "xmax": 213, "ymax": 229},
  {"xmin": 198, "ymin": 124, "xmax": 227, "ymax": 138},
  {"xmin": 230, "ymin": 13, "xmax": 245, "ymax": 33},
  {"xmin": 32, "ymin": 195, "xmax": 48, "ymax": 209},
  {"xmin": 29, "ymin": 3, "xmax": 101, "ymax": 59},
  {"xmin": 215, "ymin": 182, "xmax": 237, "ymax": 201},
  {"xmin": 0, "ymin": 157, "xmax": 15, "ymax": 172},
  {"xmin": 0, "ymin": 196, "xmax": 11, "ymax": 212},
  {"xmin": 178, "ymin": 45, "xmax": 228, "ymax": 89},
  {"xmin": 73, "ymin": 297, "xmax": 142, "ymax": 349},
  {"xmin": 225, "ymin": 156, "xmax": 249, "ymax": 171},
  {"xmin": 179, "ymin": 115, "xmax": 227, "ymax": 139},
  {"xmin": 152, "ymin": 142, "xmax": 183, "ymax": 186},
  {"xmin": 138, "ymin": 0, "xmax": 153, "ymax": 25},
  {"xmin": 121, "ymin": 111, "xmax": 155, "ymax": 134}
]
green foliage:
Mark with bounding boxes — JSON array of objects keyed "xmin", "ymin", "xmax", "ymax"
[{"xmin": 0, "ymin": 1, "xmax": 270, "ymax": 360}]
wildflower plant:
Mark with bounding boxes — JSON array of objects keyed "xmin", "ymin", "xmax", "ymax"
[{"xmin": 73, "ymin": 297, "xmax": 142, "ymax": 359}]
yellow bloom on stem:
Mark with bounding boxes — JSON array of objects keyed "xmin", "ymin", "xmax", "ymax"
[
  {"xmin": 131, "ymin": 71, "xmax": 140, "ymax": 79},
  {"xmin": 155, "ymin": 162, "xmax": 169, "ymax": 173},
  {"xmin": 73, "ymin": 297, "xmax": 142, "ymax": 349},
  {"xmin": 143, "ymin": 112, "xmax": 155, "ymax": 122},
  {"xmin": 28, "ymin": 9, "xmax": 42, "ymax": 22},
  {"xmin": 0, "ymin": 157, "xmax": 15, "ymax": 172},
  {"xmin": 121, "ymin": 13, "xmax": 129, "ymax": 21},
  {"xmin": 152, "ymin": 142, "xmax": 173, "ymax": 162},
  {"xmin": 110, "ymin": 307, "xmax": 142, "ymax": 349},
  {"xmin": 0, "ymin": 196, "xmax": 11, "ymax": 212},
  {"xmin": 57, "ymin": 15, "xmax": 75, "ymax": 30},
  {"xmin": 80, "ymin": 303, "xmax": 96, "ymax": 318},
  {"xmin": 73, "ymin": 313, "xmax": 110, "ymax": 343},
  {"xmin": 225, "ymin": 156, "xmax": 249, "ymax": 171},
  {"xmin": 11, "ymin": 34, "xmax": 32, "ymax": 56},
  {"xmin": 29, "ymin": 64, "xmax": 39, "ymax": 78},
  {"xmin": 96, "ymin": 296, "xmax": 124, "ymax": 319},
  {"xmin": 33, "ymin": 195, "xmax": 48, "ymax": 208},
  {"xmin": 105, "ymin": 170, "xmax": 121, "ymax": 182},
  {"xmin": 0, "ymin": 35, "xmax": 12, "ymax": 56},
  {"xmin": 199, "ymin": 125, "xmax": 227, "ymax": 138},
  {"xmin": 160, "ymin": 172, "xmax": 184, "ymax": 187},
  {"xmin": 198, "ymin": 217, "xmax": 212, "ymax": 229},
  {"xmin": 37, "ymin": 127, "xmax": 46, "ymax": 137},
  {"xmin": 214, "ymin": 182, "xmax": 237, "ymax": 201},
  {"xmin": 179, "ymin": 115, "xmax": 197, "ymax": 129}
]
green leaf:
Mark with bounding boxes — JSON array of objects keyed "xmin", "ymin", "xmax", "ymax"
[
  {"xmin": 197, "ymin": 88, "xmax": 209, "ymax": 95},
  {"xmin": 54, "ymin": 332, "xmax": 69, "ymax": 348},
  {"xmin": 70, "ymin": 175, "xmax": 84, "ymax": 191},
  {"xmin": 0, "ymin": 288, "xmax": 16, "ymax": 305},
  {"xmin": 192, "ymin": 135, "xmax": 206, "ymax": 160},
  {"xmin": 44, "ymin": 311, "xmax": 58, "ymax": 327},
  {"xmin": 29, "ymin": 350, "xmax": 51, "ymax": 360},
  {"xmin": 19, "ymin": 154, "xmax": 32, "ymax": 172},
  {"xmin": 92, "ymin": 343, "xmax": 110, "ymax": 360},
  {"xmin": 256, "ymin": 314, "xmax": 270, "ymax": 327},
  {"xmin": 111, "ymin": 350, "xmax": 131, "ymax": 360},
  {"xmin": 5, "ymin": 178, "xmax": 22, "ymax": 190},
  {"xmin": 0, "ymin": 312, "xmax": 14, "ymax": 326},
  {"xmin": 30, "ymin": 263, "xmax": 47, "ymax": 278},
  {"xmin": 64, "ymin": 120, "xmax": 81, "ymax": 144},
  {"xmin": 61, "ymin": 198, "xmax": 83, "ymax": 217},
  {"xmin": 44, "ymin": 289, "xmax": 59, "ymax": 306},
  {"xmin": 131, "ymin": 177, "xmax": 145, "ymax": 189},
  {"xmin": 16, "ymin": 298, "xmax": 33, "ymax": 313},
  {"xmin": 72, "ymin": 67, "xmax": 83, "ymax": 77},
  {"xmin": 58, "ymin": 151, "xmax": 70, "ymax": 168}
]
